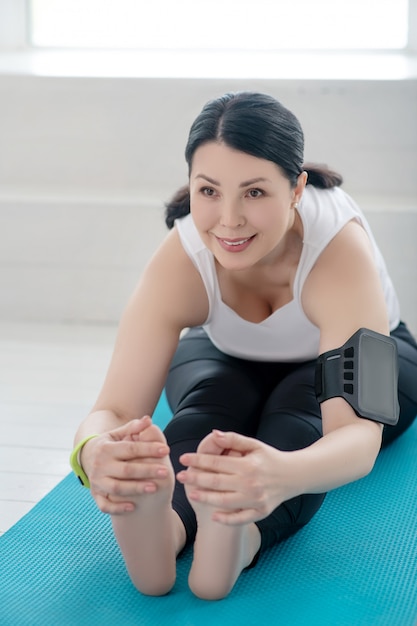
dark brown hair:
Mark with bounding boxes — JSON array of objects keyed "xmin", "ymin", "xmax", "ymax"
[{"xmin": 165, "ymin": 92, "xmax": 342, "ymax": 229}]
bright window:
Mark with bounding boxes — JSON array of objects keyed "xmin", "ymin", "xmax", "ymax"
[{"xmin": 29, "ymin": 0, "xmax": 409, "ymax": 50}]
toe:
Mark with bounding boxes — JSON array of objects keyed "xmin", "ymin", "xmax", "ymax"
[
  {"xmin": 197, "ymin": 431, "xmax": 229, "ymax": 456},
  {"xmin": 139, "ymin": 423, "xmax": 168, "ymax": 445}
]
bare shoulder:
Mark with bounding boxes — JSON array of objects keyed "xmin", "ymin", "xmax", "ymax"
[
  {"xmin": 130, "ymin": 227, "xmax": 209, "ymax": 331},
  {"xmin": 302, "ymin": 219, "xmax": 389, "ymax": 352}
]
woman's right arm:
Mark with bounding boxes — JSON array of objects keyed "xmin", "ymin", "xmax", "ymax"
[{"xmin": 73, "ymin": 228, "xmax": 209, "ymax": 511}]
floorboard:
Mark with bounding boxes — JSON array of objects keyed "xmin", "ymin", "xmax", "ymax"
[{"xmin": 0, "ymin": 322, "xmax": 116, "ymax": 535}]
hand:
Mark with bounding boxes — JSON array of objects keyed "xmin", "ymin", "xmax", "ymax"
[
  {"xmin": 177, "ymin": 430, "xmax": 299, "ymax": 525},
  {"xmin": 81, "ymin": 417, "xmax": 173, "ymax": 515}
]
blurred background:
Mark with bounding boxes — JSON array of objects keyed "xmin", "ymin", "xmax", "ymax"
[{"xmin": 0, "ymin": 0, "xmax": 416, "ymax": 332}]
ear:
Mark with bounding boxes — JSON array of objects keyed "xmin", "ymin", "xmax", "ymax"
[{"xmin": 293, "ymin": 171, "xmax": 308, "ymax": 204}]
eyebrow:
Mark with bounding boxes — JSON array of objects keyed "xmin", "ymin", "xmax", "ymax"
[{"xmin": 194, "ymin": 174, "xmax": 271, "ymax": 188}]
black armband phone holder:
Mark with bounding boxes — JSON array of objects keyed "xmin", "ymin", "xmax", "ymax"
[{"xmin": 315, "ymin": 328, "xmax": 399, "ymax": 426}]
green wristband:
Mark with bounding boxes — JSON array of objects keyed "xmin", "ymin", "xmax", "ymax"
[{"xmin": 69, "ymin": 434, "xmax": 99, "ymax": 488}]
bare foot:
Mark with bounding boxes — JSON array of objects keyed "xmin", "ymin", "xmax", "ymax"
[
  {"xmin": 126, "ymin": 423, "xmax": 175, "ymax": 509},
  {"xmin": 183, "ymin": 433, "xmax": 261, "ymax": 600},
  {"xmin": 112, "ymin": 423, "xmax": 185, "ymax": 596}
]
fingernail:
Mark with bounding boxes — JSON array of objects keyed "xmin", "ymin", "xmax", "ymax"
[
  {"xmin": 213, "ymin": 429, "xmax": 225, "ymax": 437},
  {"xmin": 157, "ymin": 468, "xmax": 168, "ymax": 477},
  {"xmin": 144, "ymin": 483, "xmax": 156, "ymax": 493}
]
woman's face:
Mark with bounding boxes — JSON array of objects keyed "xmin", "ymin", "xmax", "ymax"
[{"xmin": 189, "ymin": 141, "xmax": 306, "ymax": 271}]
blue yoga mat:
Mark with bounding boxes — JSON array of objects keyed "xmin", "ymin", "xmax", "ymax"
[{"xmin": 1, "ymin": 393, "xmax": 417, "ymax": 626}]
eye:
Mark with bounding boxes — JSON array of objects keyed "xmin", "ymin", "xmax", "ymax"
[
  {"xmin": 200, "ymin": 187, "xmax": 216, "ymax": 197},
  {"xmin": 246, "ymin": 188, "xmax": 264, "ymax": 198}
]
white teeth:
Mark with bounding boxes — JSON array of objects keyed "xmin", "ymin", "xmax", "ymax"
[{"xmin": 223, "ymin": 238, "xmax": 250, "ymax": 246}]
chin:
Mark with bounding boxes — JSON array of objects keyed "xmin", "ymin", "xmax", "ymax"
[{"xmin": 213, "ymin": 253, "xmax": 255, "ymax": 272}]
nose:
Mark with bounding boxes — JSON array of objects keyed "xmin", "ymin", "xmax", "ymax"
[{"xmin": 219, "ymin": 199, "xmax": 245, "ymax": 229}]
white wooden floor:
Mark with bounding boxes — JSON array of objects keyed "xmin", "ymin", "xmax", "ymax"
[{"xmin": 0, "ymin": 321, "xmax": 117, "ymax": 536}]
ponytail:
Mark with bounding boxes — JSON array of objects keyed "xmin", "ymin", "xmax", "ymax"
[
  {"xmin": 164, "ymin": 185, "xmax": 190, "ymax": 229},
  {"xmin": 303, "ymin": 163, "xmax": 343, "ymax": 189}
]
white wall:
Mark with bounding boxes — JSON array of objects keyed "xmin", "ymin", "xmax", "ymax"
[{"xmin": 0, "ymin": 75, "xmax": 416, "ymax": 332}]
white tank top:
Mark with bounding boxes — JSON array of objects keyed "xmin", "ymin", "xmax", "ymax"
[{"xmin": 175, "ymin": 185, "xmax": 400, "ymax": 362}]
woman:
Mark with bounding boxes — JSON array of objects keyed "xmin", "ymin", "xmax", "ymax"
[{"xmin": 71, "ymin": 92, "xmax": 417, "ymax": 600}]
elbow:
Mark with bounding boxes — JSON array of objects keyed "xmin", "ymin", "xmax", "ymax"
[
  {"xmin": 348, "ymin": 420, "xmax": 382, "ymax": 481},
  {"xmin": 347, "ymin": 448, "xmax": 379, "ymax": 484},
  {"xmin": 359, "ymin": 429, "xmax": 383, "ymax": 478}
]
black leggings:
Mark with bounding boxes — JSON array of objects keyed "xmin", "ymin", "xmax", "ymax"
[{"xmin": 164, "ymin": 323, "xmax": 417, "ymax": 554}]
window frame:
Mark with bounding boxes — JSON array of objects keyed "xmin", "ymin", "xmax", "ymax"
[
  {"xmin": 25, "ymin": 0, "xmax": 412, "ymax": 52},
  {"xmin": 0, "ymin": 0, "xmax": 415, "ymax": 52},
  {"xmin": 0, "ymin": 0, "xmax": 415, "ymax": 80}
]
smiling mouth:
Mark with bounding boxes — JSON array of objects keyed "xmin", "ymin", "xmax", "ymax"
[
  {"xmin": 217, "ymin": 235, "xmax": 255, "ymax": 244},
  {"xmin": 221, "ymin": 237, "xmax": 252, "ymax": 246},
  {"xmin": 215, "ymin": 234, "xmax": 256, "ymax": 251}
]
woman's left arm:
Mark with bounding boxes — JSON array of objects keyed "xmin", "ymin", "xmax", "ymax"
[
  {"xmin": 269, "ymin": 217, "xmax": 390, "ymax": 498},
  {"xmin": 300, "ymin": 217, "xmax": 388, "ymax": 488}
]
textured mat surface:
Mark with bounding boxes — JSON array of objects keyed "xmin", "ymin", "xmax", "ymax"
[{"xmin": 1, "ymin": 394, "xmax": 417, "ymax": 626}]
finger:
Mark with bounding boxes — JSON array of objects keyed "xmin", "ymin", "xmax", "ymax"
[
  {"xmin": 176, "ymin": 468, "xmax": 237, "ymax": 492},
  {"xmin": 109, "ymin": 416, "xmax": 152, "ymax": 442},
  {"xmin": 93, "ymin": 493, "xmax": 136, "ymax": 515},
  {"xmin": 109, "ymin": 460, "xmax": 170, "ymax": 482},
  {"xmin": 212, "ymin": 430, "xmax": 260, "ymax": 454},
  {"xmin": 93, "ymin": 477, "xmax": 160, "ymax": 499},
  {"xmin": 179, "ymin": 451, "xmax": 240, "ymax": 474},
  {"xmin": 110, "ymin": 440, "xmax": 170, "ymax": 461},
  {"xmin": 186, "ymin": 487, "xmax": 248, "ymax": 510}
]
